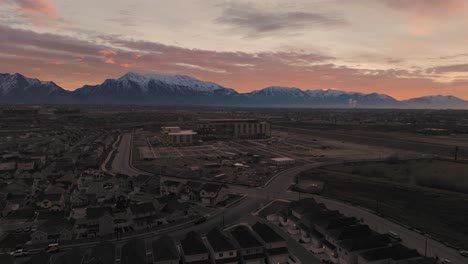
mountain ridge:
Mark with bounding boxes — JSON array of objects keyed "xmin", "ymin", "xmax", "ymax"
[{"xmin": 0, "ymin": 72, "xmax": 467, "ymax": 109}]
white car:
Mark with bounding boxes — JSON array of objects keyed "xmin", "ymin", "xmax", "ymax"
[
  {"xmin": 10, "ymin": 248, "xmax": 28, "ymax": 257},
  {"xmin": 460, "ymin": 250, "xmax": 468, "ymax": 257},
  {"xmin": 440, "ymin": 259, "xmax": 451, "ymax": 264}
]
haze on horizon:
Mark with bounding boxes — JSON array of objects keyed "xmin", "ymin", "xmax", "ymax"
[{"xmin": 1, "ymin": 0, "xmax": 468, "ymax": 100}]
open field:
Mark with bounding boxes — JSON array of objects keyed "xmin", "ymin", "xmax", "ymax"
[
  {"xmin": 297, "ymin": 168, "xmax": 468, "ymax": 248},
  {"xmin": 320, "ymin": 159, "xmax": 468, "ymax": 194},
  {"xmin": 131, "ymin": 129, "xmax": 411, "ymax": 186}
]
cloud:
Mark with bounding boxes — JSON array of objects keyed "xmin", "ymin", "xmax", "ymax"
[
  {"xmin": 104, "ymin": 58, "xmax": 116, "ymax": 64},
  {"xmin": 429, "ymin": 63, "xmax": 468, "ymax": 73},
  {"xmin": 216, "ymin": 3, "xmax": 345, "ymax": 36},
  {"xmin": 120, "ymin": 63, "xmax": 133, "ymax": 68},
  {"xmin": 99, "ymin": 50, "xmax": 117, "ymax": 56},
  {"xmin": 4, "ymin": 0, "xmax": 61, "ymax": 26},
  {"xmin": 1, "ymin": 24, "xmax": 468, "ymax": 99},
  {"xmin": 382, "ymin": 0, "xmax": 468, "ymax": 36}
]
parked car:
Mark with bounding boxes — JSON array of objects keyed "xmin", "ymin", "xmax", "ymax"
[
  {"xmin": 388, "ymin": 230, "xmax": 401, "ymax": 241},
  {"xmin": 460, "ymin": 250, "xmax": 468, "ymax": 257},
  {"xmin": 440, "ymin": 259, "xmax": 451, "ymax": 264},
  {"xmin": 45, "ymin": 243, "xmax": 60, "ymax": 253},
  {"xmin": 10, "ymin": 247, "xmax": 28, "ymax": 257}
]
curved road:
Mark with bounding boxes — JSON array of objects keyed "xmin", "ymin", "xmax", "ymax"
[{"xmin": 103, "ymin": 132, "xmax": 465, "ymax": 264}]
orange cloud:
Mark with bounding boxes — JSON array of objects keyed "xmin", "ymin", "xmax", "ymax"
[
  {"xmin": 47, "ymin": 60, "xmax": 64, "ymax": 65},
  {"xmin": 99, "ymin": 50, "xmax": 117, "ymax": 56},
  {"xmin": 16, "ymin": 0, "xmax": 60, "ymax": 20},
  {"xmin": 104, "ymin": 58, "xmax": 116, "ymax": 64},
  {"xmin": 120, "ymin": 63, "xmax": 133, "ymax": 68}
]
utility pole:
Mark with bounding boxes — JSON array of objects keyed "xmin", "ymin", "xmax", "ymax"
[
  {"xmin": 454, "ymin": 146, "xmax": 459, "ymax": 161},
  {"xmin": 424, "ymin": 234, "xmax": 428, "ymax": 257}
]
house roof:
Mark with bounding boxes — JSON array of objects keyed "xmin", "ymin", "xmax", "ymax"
[
  {"xmin": 36, "ymin": 219, "xmax": 75, "ymax": 235},
  {"xmin": 55, "ymin": 248, "xmax": 85, "ymax": 264},
  {"xmin": 181, "ymin": 231, "xmax": 208, "ymax": 256},
  {"xmin": 90, "ymin": 241, "xmax": 115, "ymax": 264},
  {"xmin": 152, "ymin": 235, "xmax": 179, "ymax": 261},
  {"xmin": 201, "ymin": 183, "xmax": 224, "ymax": 193},
  {"xmin": 129, "ymin": 202, "xmax": 156, "ymax": 215},
  {"xmin": 339, "ymin": 234, "xmax": 391, "ymax": 252},
  {"xmin": 252, "ymin": 222, "xmax": 284, "ymax": 244},
  {"xmin": 185, "ymin": 181, "xmax": 204, "ymax": 190},
  {"xmin": 37, "ymin": 192, "xmax": 62, "ymax": 202},
  {"xmin": 359, "ymin": 244, "xmax": 420, "ymax": 261},
  {"xmin": 121, "ymin": 239, "xmax": 146, "ymax": 264},
  {"xmin": 162, "ymin": 180, "xmax": 182, "ymax": 187},
  {"xmin": 28, "ymin": 251, "xmax": 51, "ymax": 264},
  {"xmin": 230, "ymin": 225, "xmax": 263, "ymax": 249},
  {"xmin": 86, "ymin": 207, "xmax": 113, "ymax": 220},
  {"xmin": 328, "ymin": 225, "xmax": 373, "ymax": 241},
  {"xmin": 317, "ymin": 216, "xmax": 358, "ymax": 230},
  {"xmin": 206, "ymin": 227, "xmax": 236, "ymax": 252}
]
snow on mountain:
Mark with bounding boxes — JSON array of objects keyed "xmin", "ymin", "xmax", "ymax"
[
  {"xmin": 117, "ymin": 72, "xmax": 237, "ymax": 94},
  {"xmin": 247, "ymin": 86, "xmax": 306, "ymax": 97},
  {"xmin": 0, "ymin": 73, "xmax": 61, "ymax": 96},
  {"xmin": 404, "ymin": 95, "xmax": 466, "ymax": 104}
]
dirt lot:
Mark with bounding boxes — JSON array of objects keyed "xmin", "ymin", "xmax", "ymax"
[
  {"xmin": 297, "ymin": 168, "xmax": 468, "ymax": 248},
  {"xmin": 320, "ymin": 159, "xmax": 468, "ymax": 194}
]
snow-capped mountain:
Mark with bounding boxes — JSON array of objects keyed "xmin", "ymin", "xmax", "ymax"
[
  {"xmin": 0, "ymin": 73, "xmax": 70, "ymax": 103},
  {"xmin": 1, "ymin": 72, "xmax": 468, "ymax": 108},
  {"xmin": 72, "ymin": 72, "xmax": 239, "ymax": 104}
]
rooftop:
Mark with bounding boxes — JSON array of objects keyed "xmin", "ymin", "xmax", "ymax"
[
  {"xmin": 230, "ymin": 225, "xmax": 263, "ymax": 249},
  {"xmin": 152, "ymin": 235, "xmax": 179, "ymax": 261},
  {"xmin": 206, "ymin": 227, "xmax": 236, "ymax": 252},
  {"xmin": 181, "ymin": 231, "xmax": 208, "ymax": 256},
  {"xmin": 252, "ymin": 222, "xmax": 285, "ymax": 244}
]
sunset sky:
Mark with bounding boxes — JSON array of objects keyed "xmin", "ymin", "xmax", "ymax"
[{"xmin": 1, "ymin": 0, "xmax": 468, "ymax": 99}]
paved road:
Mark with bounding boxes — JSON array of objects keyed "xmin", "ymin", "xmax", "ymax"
[
  {"xmin": 110, "ymin": 133, "xmax": 150, "ymax": 176},
  {"xmin": 109, "ymin": 132, "xmax": 464, "ymax": 263}
]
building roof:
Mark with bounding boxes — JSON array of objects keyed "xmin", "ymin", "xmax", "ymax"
[
  {"xmin": 181, "ymin": 231, "xmax": 208, "ymax": 256},
  {"xmin": 162, "ymin": 180, "xmax": 182, "ymax": 187},
  {"xmin": 252, "ymin": 222, "xmax": 285, "ymax": 244},
  {"xmin": 152, "ymin": 235, "xmax": 179, "ymax": 262},
  {"xmin": 328, "ymin": 225, "xmax": 373, "ymax": 241},
  {"xmin": 129, "ymin": 202, "xmax": 156, "ymax": 215},
  {"xmin": 36, "ymin": 219, "xmax": 75, "ymax": 235},
  {"xmin": 359, "ymin": 244, "xmax": 420, "ymax": 261},
  {"xmin": 86, "ymin": 207, "xmax": 113, "ymax": 220},
  {"xmin": 28, "ymin": 251, "xmax": 51, "ymax": 264},
  {"xmin": 37, "ymin": 192, "xmax": 62, "ymax": 202},
  {"xmin": 230, "ymin": 225, "xmax": 263, "ymax": 249},
  {"xmin": 317, "ymin": 217, "xmax": 358, "ymax": 230},
  {"xmin": 185, "ymin": 181, "xmax": 204, "ymax": 190},
  {"xmin": 201, "ymin": 183, "xmax": 224, "ymax": 194},
  {"xmin": 206, "ymin": 227, "xmax": 236, "ymax": 252},
  {"xmin": 121, "ymin": 239, "xmax": 146, "ymax": 264},
  {"xmin": 55, "ymin": 248, "xmax": 85, "ymax": 264},
  {"xmin": 339, "ymin": 234, "xmax": 391, "ymax": 252},
  {"xmin": 90, "ymin": 241, "xmax": 115, "ymax": 264}
]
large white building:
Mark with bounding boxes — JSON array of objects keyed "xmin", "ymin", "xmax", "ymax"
[
  {"xmin": 197, "ymin": 119, "xmax": 271, "ymax": 139},
  {"xmin": 160, "ymin": 126, "xmax": 196, "ymax": 146}
]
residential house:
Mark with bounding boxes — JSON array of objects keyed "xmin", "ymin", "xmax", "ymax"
[
  {"xmin": 75, "ymin": 207, "xmax": 114, "ymax": 237},
  {"xmin": 31, "ymin": 219, "xmax": 74, "ymax": 244},
  {"xmin": 88, "ymin": 241, "xmax": 115, "ymax": 264},
  {"xmin": 35, "ymin": 193, "xmax": 65, "ymax": 211},
  {"xmin": 357, "ymin": 244, "xmax": 421, "ymax": 264},
  {"xmin": 160, "ymin": 180, "xmax": 184, "ymax": 196},
  {"xmin": 127, "ymin": 202, "xmax": 164, "ymax": 229},
  {"xmin": 337, "ymin": 234, "xmax": 392, "ymax": 264},
  {"xmin": 252, "ymin": 222, "xmax": 289, "ymax": 264},
  {"xmin": 121, "ymin": 238, "xmax": 146, "ymax": 264},
  {"xmin": 180, "ymin": 231, "xmax": 210, "ymax": 264},
  {"xmin": 199, "ymin": 183, "xmax": 229, "ymax": 206},
  {"xmin": 205, "ymin": 227, "xmax": 239, "ymax": 264},
  {"xmin": 326, "ymin": 224, "xmax": 373, "ymax": 245},
  {"xmin": 152, "ymin": 235, "xmax": 180, "ymax": 264},
  {"xmin": 180, "ymin": 181, "xmax": 204, "ymax": 202},
  {"xmin": 230, "ymin": 225, "xmax": 265, "ymax": 264}
]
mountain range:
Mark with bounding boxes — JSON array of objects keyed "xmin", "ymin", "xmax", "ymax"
[{"xmin": 1, "ymin": 72, "xmax": 467, "ymax": 109}]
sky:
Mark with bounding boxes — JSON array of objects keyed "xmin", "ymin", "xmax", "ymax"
[{"xmin": 1, "ymin": 0, "xmax": 468, "ymax": 99}]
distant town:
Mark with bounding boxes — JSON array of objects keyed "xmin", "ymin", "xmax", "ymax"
[{"xmin": 0, "ymin": 105, "xmax": 467, "ymax": 264}]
